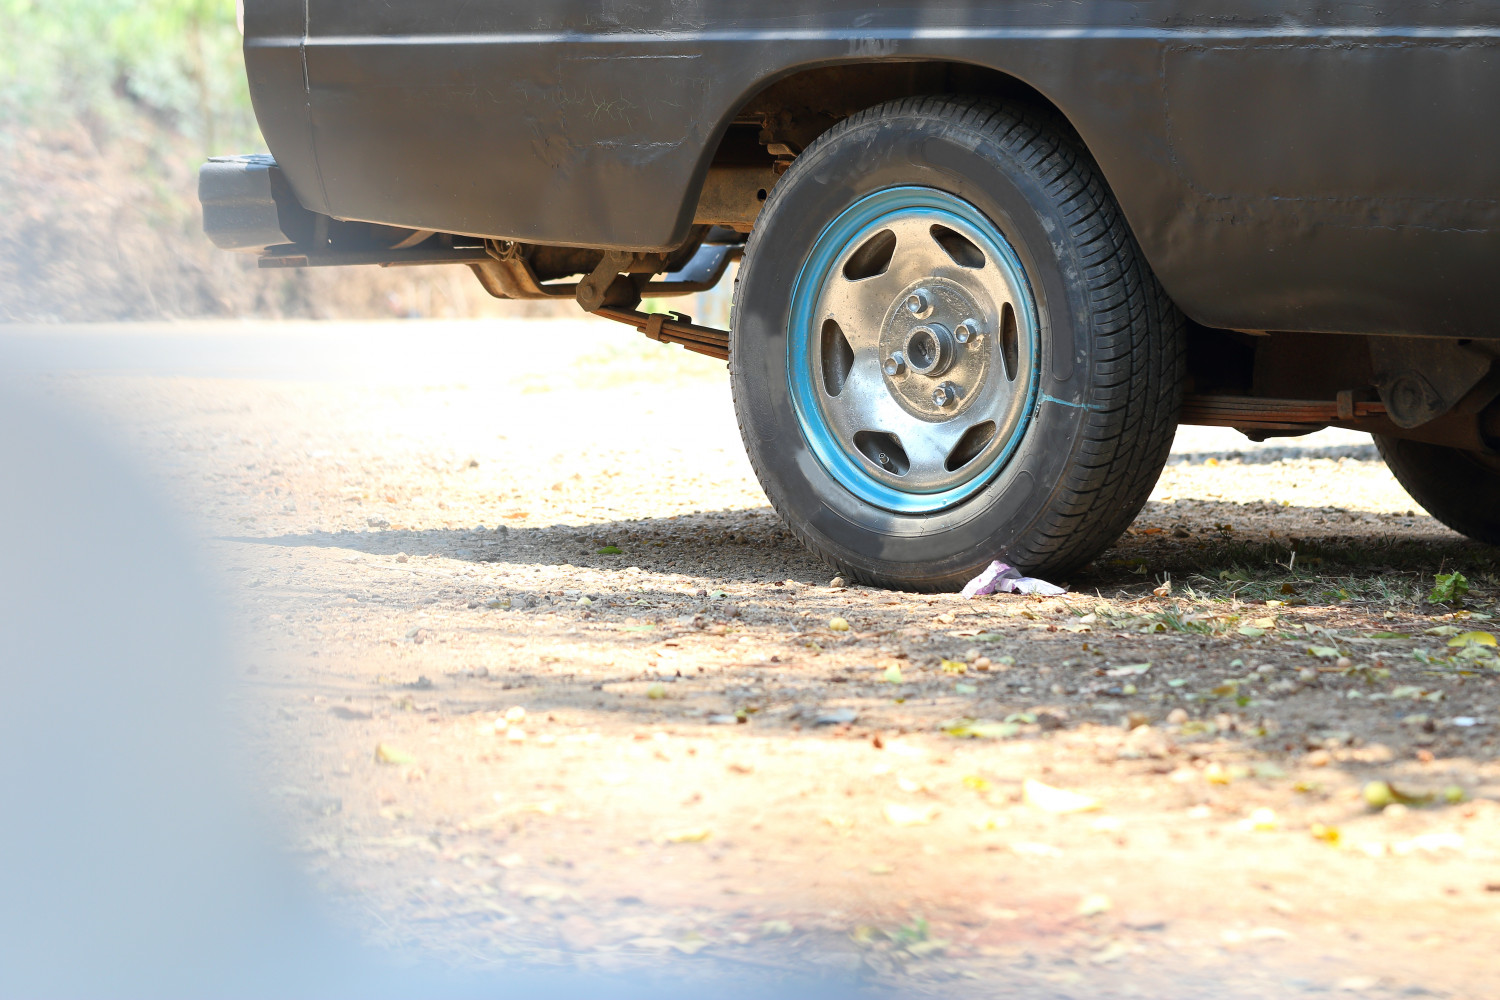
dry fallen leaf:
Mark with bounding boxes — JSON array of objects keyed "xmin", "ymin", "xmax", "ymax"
[
  {"xmin": 1241, "ymin": 807, "xmax": 1278, "ymax": 832},
  {"xmin": 661, "ymin": 826, "xmax": 713, "ymax": 843},
  {"xmin": 374, "ymin": 742, "xmax": 414, "ymax": 765},
  {"xmin": 1448, "ymin": 631, "xmax": 1497, "ymax": 648},
  {"xmin": 1310, "ymin": 823, "xmax": 1342, "ymax": 846},
  {"xmin": 883, "ymin": 802, "xmax": 939, "ymax": 826},
  {"xmin": 1077, "ymin": 893, "xmax": 1113, "ymax": 917},
  {"xmin": 1023, "ymin": 778, "xmax": 1100, "ymax": 813}
]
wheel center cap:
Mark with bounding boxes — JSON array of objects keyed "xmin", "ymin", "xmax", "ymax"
[{"xmin": 904, "ymin": 323, "xmax": 955, "ymax": 377}]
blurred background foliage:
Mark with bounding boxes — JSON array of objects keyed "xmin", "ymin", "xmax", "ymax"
[
  {"xmin": 0, "ymin": 0, "xmax": 262, "ymax": 152},
  {"xmin": 0, "ymin": 0, "xmax": 518, "ymax": 321}
]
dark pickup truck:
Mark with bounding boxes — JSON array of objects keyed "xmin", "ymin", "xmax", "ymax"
[{"xmin": 201, "ymin": 2, "xmax": 1500, "ymax": 589}]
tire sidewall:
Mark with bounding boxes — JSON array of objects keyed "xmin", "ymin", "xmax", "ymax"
[{"xmin": 733, "ymin": 106, "xmax": 1102, "ymax": 583}]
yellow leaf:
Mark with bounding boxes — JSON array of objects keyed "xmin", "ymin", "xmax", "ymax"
[
  {"xmin": 941, "ymin": 659, "xmax": 968, "ymax": 674},
  {"xmin": 1310, "ymin": 823, "xmax": 1341, "ymax": 846},
  {"xmin": 1447, "ymin": 631, "xmax": 1497, "ymax": 648},
  {"xmin": 1363, "ymin": 780, "xmax": 1433, "ymax": 809},
  {"xmin": 662, "ymin": 826, "xmax": 713, "ymax": 843},
  {"xmin": 1243, "ymin": 807, "xmax": 1278, "ymax": 832},
  {"xmin": 1023, "ymin": 778, "xmax": 1100, "ymax": 813},
  {"xmin": 375, "ymin": 742, "xmax": 414, "ymax": 765}
]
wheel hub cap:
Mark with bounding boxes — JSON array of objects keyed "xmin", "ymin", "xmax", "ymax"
[{"xmin": 788, "ymin": 187, "xmax": 1040, "ymax": 513}]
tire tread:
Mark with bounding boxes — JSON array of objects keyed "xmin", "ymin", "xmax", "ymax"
[{"xmin": 733, "ymin": 95, "xmax": 1186, "ymax": 590}]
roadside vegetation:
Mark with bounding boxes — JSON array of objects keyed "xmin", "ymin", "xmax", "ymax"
[
  {"xmin": 0, "ymin": 0, "xmax": 525, "ymax": 321},
  {"xmin": 0, "ymin": 0, "xmax": 258, "ymax": 148}
]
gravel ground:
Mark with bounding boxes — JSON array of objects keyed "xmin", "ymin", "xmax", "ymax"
[{"xmin": 6, "ymin": 318, "xmax": 1500, "ymax": 999}]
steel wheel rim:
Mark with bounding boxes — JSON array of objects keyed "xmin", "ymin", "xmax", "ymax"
[{"xmin": 787, "ymin": 186, "xmax": 1041, "ymax": 514}]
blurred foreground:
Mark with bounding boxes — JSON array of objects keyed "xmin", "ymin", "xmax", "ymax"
[{"xmin": 2, "ymin": 319, "xmax": 1498, "ymax": 999}]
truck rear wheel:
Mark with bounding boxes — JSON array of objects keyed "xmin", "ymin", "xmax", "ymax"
[
  {"xmin": 1375, "ymin": 436, "xmax": 1500, "ymax": 544},
  {"xmin": 730, "ymin": 96, "xmax": 1185, "ymax": 590}
]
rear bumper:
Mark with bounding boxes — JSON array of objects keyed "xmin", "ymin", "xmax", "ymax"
[
  {"xmin": 197, "ymin": 154, "xmax": 317, "ymax": 252},
  {"xmin": 194, "ymin": 153, "xmax": 742, "ymax": 305}
]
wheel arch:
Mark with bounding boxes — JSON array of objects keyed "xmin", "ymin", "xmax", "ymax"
[{"xmin": 681, "ymin": 58, "xmax": 1135, "ymax": 247}]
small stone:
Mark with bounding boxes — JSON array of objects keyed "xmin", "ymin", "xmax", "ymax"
[
  {"xmin": 973, "ymin": 656, "xmax": 992, "ymax": 670},
  {"xmin": 964, "ymin": 647, "xmax": 981, "ymax": 661},
  {"xmin": 1124, "ymin": 711, "xmax": 1150, "ymax": 730},
  {"xmin": 829, "ymin": 576, "xmax": 846, "ymax": 588},
  {"xmin": 367, "ymin": 516, "xmax": 390, "ymax": 528},
  {"xmin": 1335, "ymin": 976, "xmax": 1379, "ymax": 993},
  {"xmin": 1305, "ymin": 749, "xmax": 1332, "ymax": 767},
  {"xmin": 1335, "ymin": 656, "xmax": 1354, "ymax": 670},
  {"xmin": 577, "ymin": 596, "xmax": 592, "ymax": 606},
  {"xmin": 1255, "ymin": 663, "xmax": 1277, "ymax": 674},
  {"xmin": 395, "ymin": 552, "xmax": 409, "ymax": 563},
  {"xmin": 1166, "ymin": 708, "xmax": 1189, "ymax": 725},
  {"xmin": 1298, "ymin": 667, "xmax": 1318, "ymax": 682},
  {"xmin": 1122, "ymin": 913, "xmax": 1168, "ymax": 932}
]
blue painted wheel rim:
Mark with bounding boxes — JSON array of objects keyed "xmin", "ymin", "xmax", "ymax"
[{"xmin": 787, "ymin": 186, "xmax": 1041, "ymax": 514}]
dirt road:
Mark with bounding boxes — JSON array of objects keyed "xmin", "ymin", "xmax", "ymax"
[{"xmin": 7, "ymin": 318, "xmax": 1499, "ymax": 998}]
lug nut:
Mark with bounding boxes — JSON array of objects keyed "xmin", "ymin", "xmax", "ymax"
[
  {"xmin": 905, "ymin": 288, "xmax": 934, "ymax": 319},
  {"xmin": 883, "ymin": 352, "xmax": 906, "ymax": 377},
  {"xmin": 955, "ymin": 319, "xmax": 981, "ymax": 344},
  {"xmin": 932, "ymin": 382, "xmax": 959, "ymax": 408}
]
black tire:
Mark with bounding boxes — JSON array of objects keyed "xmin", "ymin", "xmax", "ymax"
[
  {"xmin": 1375, "ymin": 435, "xmax": 1500, "ymax": 544},
  {"xmin": 730, "ymin": 96, "xmax": 1185, "ymax": 591}
]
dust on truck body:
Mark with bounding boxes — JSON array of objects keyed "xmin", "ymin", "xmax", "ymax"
[{"xmin": 202, "ymin": 1, "xmax": 1500, "ymax": 590}]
